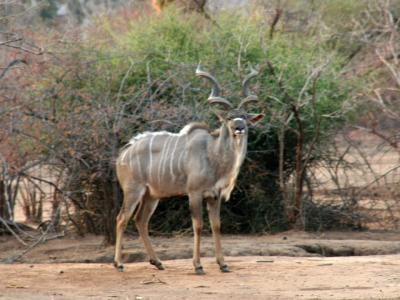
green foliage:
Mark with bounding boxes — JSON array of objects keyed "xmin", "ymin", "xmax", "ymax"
[
  {"xmin": 29, "ymin": 7, "xmax": 353, "ymax": 239},
  {"xmin": 39, "ymin": 0, "xmax": 59, "ymax": 21}
]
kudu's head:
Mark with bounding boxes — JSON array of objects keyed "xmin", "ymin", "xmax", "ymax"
[{"xmin": 196, "ymin": 66, "xmax": 265, "ymax": 139}]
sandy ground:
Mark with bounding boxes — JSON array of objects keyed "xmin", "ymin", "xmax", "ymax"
[
  {"xmin": 1, "ymin": 255, "xmax": 400, "ymax": 300},
  {"xmin": 2, "ymin": 231, "xmax": 400, "ymax": 299}
]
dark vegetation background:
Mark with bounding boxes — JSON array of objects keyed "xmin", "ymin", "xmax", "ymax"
[{"xmin": 1, "ymin": 0, "xmax": 400, "ymax": 244}]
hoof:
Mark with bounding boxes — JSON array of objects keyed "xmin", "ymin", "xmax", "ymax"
[
  {"xmin": 150, "ymin": 259, "xmax": 165, "ymax": 270},
  {"xmin": 114, "ymin": 262, "xmax": 124, "ymax": 272},
  {"xmin": 195, "ymin": 266, "xmax": 205, "ymax": 275},
  {"xmin": 220, "ymin": 265, "xmax": 230, "ymax": 273}
]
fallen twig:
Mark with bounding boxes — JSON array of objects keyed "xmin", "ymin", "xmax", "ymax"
[
  {"xmin": 6, "ymin": 283, "xmax": 29, "ymax": 289},
  {"xmin": 140, "ymin": 274, "xmax": 167, "ymax": 285}
]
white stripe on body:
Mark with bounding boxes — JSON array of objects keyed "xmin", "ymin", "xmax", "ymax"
[
  {"xmin": 157, "ymin": 135, "xmax": 171, "ymax": 186},
  {"xmin": 169, "ymin": 135, "xmax": 181, "ymax": 182},
  {"xmin": 135, "ymin": 140, "xmax": 143, "ymax": 180},
  {"xmin": 148, "ymin": 135, "xmax": 156, "ymax": 182},
  {"xmin": 119, "ymin": 146, "xmax": 131, "ymax": 165},
  {"xmin": 177, "ymin": 143, "xmax": 186, "ymax": 174},
  {"xmin": 129, "ymin": 143, "xmax": 136, "ymax": 170},
  {"xmin": 160, "ymin": 135, "xmax": 174, "ymax": 185},
  {"xmin": 118, "ymin": 141, "xmax": 144, "ymax": 180}
]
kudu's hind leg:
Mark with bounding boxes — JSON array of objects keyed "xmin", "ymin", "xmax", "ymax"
[
  {"xmin": 134, "ymin": 195, "xmax": 164, "ymax": 270},
  {"xmin": 207, "ymin": 197, "xmax": 229, "ymax": 272},
  {"xmin": 189, "ymin": 193, "xmax": 204, "ymax": 275},
  {"xmin": 114, "ymin": 185, "xmax": 146, "ymax": 272}
]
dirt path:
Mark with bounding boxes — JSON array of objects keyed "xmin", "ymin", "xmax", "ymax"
[{"xmin": 1, "ymin": 255, "xmax": 400, "ymax": 299}]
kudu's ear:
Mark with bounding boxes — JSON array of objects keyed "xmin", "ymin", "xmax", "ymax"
[{"xmin": 247, "ymin": 113, "xmax": 265, "ymax": 125}]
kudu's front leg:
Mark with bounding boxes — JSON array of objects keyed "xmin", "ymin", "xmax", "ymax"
[
  {"xmin": 207, "ymin": 196, "xmax": 229, "ymax": 272},
  {"xmin": 189, "ymin": 193, "xmax": 204, "ymax": 275}
]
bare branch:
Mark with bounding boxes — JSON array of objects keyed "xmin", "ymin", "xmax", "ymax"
[{"xmin": 0, "ymin": 59, "xmax": 27, "ymax": 80}]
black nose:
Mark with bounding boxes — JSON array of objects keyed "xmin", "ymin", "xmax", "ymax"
[
  {"xmin": 235, "ymin": 126, "xmax": 245, "ymax": 131},
  {"xmin": 234, "ymin": 126, "xmax": 246, "ymax": 135}
]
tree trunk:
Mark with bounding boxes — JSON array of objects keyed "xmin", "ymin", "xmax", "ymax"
[{"xmin": 0, "ymin": 179, "xmax": 8, "ymax": 219}]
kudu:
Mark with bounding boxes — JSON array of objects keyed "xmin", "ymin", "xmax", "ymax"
[{"xmin": 114, "ymin": 67, "xmax": 264, "ymax": 274}]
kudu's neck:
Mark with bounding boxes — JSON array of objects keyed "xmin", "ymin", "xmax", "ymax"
[{"xmin": 209, "ymin": 123, "xmax": 248, "ymax": 174}]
